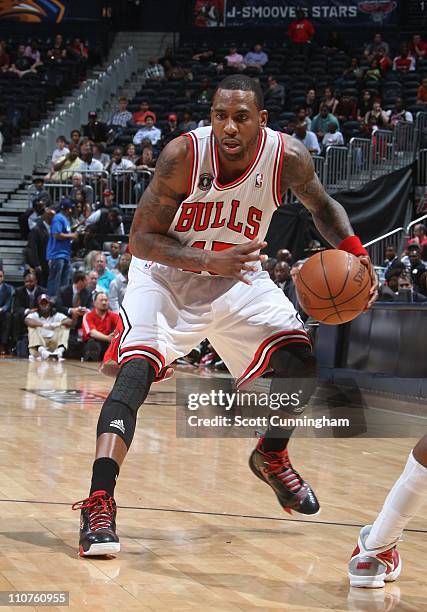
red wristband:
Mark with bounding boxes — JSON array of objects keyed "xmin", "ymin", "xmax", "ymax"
[{"xmin": 338, "ymin": 235, "xmax": 368, "ymax": 257}]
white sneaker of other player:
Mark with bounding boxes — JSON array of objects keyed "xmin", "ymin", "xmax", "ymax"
[
  {"xmin": 348, "ymin": 525, "xmax": 402, "ymax": 588},
  {"xmin": 38, "ymin": 347, "xmax": 50, "ymax": 361}
]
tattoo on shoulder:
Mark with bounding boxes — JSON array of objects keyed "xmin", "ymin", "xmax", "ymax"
[{"xmin": 157, "ymin": 150, "xmax": 178, "ymax": 178}]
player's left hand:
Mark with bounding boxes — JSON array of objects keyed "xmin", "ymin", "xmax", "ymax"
[{"xmin": 358, "ymin": 255, "xmax": 378, "ymax": 309}]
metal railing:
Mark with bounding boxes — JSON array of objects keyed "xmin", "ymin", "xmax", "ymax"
[
  {"xmin": 418, "ymin": 149, "xmax": 427, "ymax": 186},
  {"xmin": 21, "ymin": 47, "xmax": 137, "ymax": 177},
  {"xmin": 363, "ymin": 213, "xmax": 427, "ymax": 266}
]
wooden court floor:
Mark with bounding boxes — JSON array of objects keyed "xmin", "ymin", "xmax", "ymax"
[{"xmin": 0, "ymin": 358, "xmax": 426, "ymax": 611}]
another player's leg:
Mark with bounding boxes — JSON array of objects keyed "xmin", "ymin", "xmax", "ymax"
[
  {"xmin": 249, "ymin": 342, "xmax": 320, "ymax": 515},
  {"xmin": 349, "ymin": 435, "xmax": 427, "ymax": 587},
  {"xmin": 72, "ymin": 359, "xmax": 155, "ymax": 556}
]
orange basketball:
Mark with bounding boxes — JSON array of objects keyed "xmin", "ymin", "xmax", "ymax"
[{"xmin": 294, "ymin": 250, "xmax": 371, "ymax": 325}]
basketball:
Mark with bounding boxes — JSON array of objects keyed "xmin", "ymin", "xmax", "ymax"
[{"xmin": 294, "ymin": 250, "xmax": 372, "ymax": 325}]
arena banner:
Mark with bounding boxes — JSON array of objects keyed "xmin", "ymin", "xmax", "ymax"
[
  {"xmin": 0, "ymin": 0, "xmax": 105, "ymax": 23},
  {"xmin": 265, "ymin": 164, "xmax": 414, "ymax": 261},
  {"xmin": 194, "ymin": 0, "xmax": 399, "ymax": 27}
]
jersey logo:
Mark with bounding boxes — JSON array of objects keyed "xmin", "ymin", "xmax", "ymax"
[
  {"xmin": 198, "ymin": 173, "xmax": 214, "ymax": 191},
  {"xmin": 255, "ymin": 173, "xmax": 263, "ymax": 188}
]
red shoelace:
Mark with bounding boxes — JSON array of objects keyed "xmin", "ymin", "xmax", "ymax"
[
  {"xmin": 262, "ymin": 449, "xmax": 304, "ymax": 494},
  {"xmin": 72, "ymin": 491, "xmax": 115, "ymax": 531}
]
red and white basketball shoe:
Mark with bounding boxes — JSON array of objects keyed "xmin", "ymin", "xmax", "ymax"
[{"xmin": 348, "ymin": 525, "xmax": 402, "ymax": 588}]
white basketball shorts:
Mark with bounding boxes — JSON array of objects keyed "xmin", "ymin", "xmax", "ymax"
[{"xmin": 104, "ymin": 257, "xmax": 311, "ymax": 387}]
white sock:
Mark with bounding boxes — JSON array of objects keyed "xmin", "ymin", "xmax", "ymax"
[{"xmin": 366, "ymin": 451, "xmax": 427, "ymax": 549}]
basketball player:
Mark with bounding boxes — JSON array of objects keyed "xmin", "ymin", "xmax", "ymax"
[
  {"xmin": 73, "ymin": 75, "xmax": 377, "ymax": 556},
  {"xmin": 349, "ymin": 435, "xmax": 427, "ymax": 587}
]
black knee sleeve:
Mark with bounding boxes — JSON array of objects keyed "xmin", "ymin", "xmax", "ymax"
[
  {"xmin": 96, "ymin": 358, "xmax": 155, "ymax": 448},
  {"xmin": 269, "ymin": 343, "xmax": 317, "ymax": 416}
]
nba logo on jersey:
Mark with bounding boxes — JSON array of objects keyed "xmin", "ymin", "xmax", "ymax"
[
  {"xmin": 198, "ymin": 173, "xmax": 214, "ymax": 191},
  {"xmin": 255, "ymin": 173, "xmax": 263, "ymax": 188}
]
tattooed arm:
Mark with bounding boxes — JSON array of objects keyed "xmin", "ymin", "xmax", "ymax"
[
  {"xmin": 129, "ymin": 136, "xmax": 265, "ymax": 282},
  {"xmin": 281, "ymin": 136, "xmax": 353, "ymax": 245},
  {"xmin": 281, "ymin": 135, "xmax": 378, "ymax": 304},
  {"xmin": 129, "ymin": 136, "xmax": 208, "ymax": 270}
]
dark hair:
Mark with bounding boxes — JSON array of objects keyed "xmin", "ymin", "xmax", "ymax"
[
  {"xmin": 214, "ymin": 74, "xmax": 264, "ymax": 110},
  {"xmin": 73, "ymin": 271, "xmax": 86, "ymax": 284},
  {"xmin": 71, "ymin": 129, "xmax": 81, "ymax": 136}
]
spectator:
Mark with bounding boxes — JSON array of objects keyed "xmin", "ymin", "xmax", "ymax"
[
  {"xmin": 276, "ymin": 249, "xmax": 293, "ymax": 265},
  {"xmin": 311, "ymin": 104, "xmax": 340, "ymax": 141},
  {"xmin": 341, "ymin": 57, "xmax": 365, "ymax": 82},
  {"xmin": 293, "ymin": 122, "xmax": 320, "ymax": 155},
  {"xmin": 264, "ymin": 75, "xmax": 285, "ymax": 107},
  {"xmin": 24, "ymin": 39, "xmax": 43, "ymax": 68},
  {"xmin": 47, "ymin": 34, "xmax": 67, "ymax": 62},
  {"xmin": 51, "ymin": 136, "xmax": 70, "ymax": 167},
  {"xmin": 132, "ymin": 100, "xmax": 157, "ymax": 126},
  {"xmin": 78, "ymin": 141, "xmax": 104, "ymax": 174},
  {"xmin": 143, "ymin": 57, "xmax": 165, "ymax": 80},
  {"xmin": 9, "ymin": 44, "xmax": 38, "ymax": 78},
  {"xmin": 224, "ymin": 45, "xmax": 245, "ymax": 71},
  {"xmin": 357, "ymin": 90, "xmax": 374, "ymax": 123},
  {"xmin": 179, "ymin": 110, "xmax": 197, "ymax": 133},
  {"xmin": 25, "ymin": 208, "xmax": 55, "ymax": 287},
  {"xmin": 364, "ymin": 33, "xmax": 390, "ymax": 60},
  {"xmin": 335, "ymin": 94, "xmax": 357, "ymax": 122},
  {"xmin": 409, "ymin": 34, "xmax": 427, "ymax": 61},
  {"xmin": 50, "ymin": 145, "xmax": 82, "ymax": 182},
  {"xmin": 383, "ymin": 244, "xmax": 400, "ymax": 270},
  {"xmin": 84, "ymin": 207, "xmax": 124, "ymax": 252},
  {"xmin": 46, "ymin": 198, "xmax": 78, "ymax": 298},
  {"xmin": 378, "ymin": 267, "xmax": 401, "ymax": 301},
  {"xmin": 86, "ymin": 271, "xmax": 99, "ymax": 298},
  {"xmin": 396, "ymin": 274, "xmax": 427, "ymax": 302},
  {"xmin": 322, "ymin": 122, "xmax": 344, "ymax": 149},
  {"xmin": 262, "ymin": 257, "xmax": 277, "ymax": 280},
  {"xmin": 407, "ymin": 244, "xmax": 426, "ymax": 292},
  {"xmin": 287, "ymin": 9, "xmax": 315, "ymax": 48},
  {"xmin": 322, "ymin": 86, "xmax": 338, "ymax": 114},
  {"xmin": 12, "ymin": 272, "xmax": 45, "ymax": 347},
  {"xmin": 69, "ymin": 172, "xmax": 93, "ymax": 205},
  {"xmin": 70, "ymin": 129, "xmax": 81, "ymax": 147},
  {"xmin": 27, "ymin": 177, "xmax": 52, "ymax": 208},
  {"xmin": 106, "ymin": 242, "xmax": 121, "ymax": 270},
  {"xmin": 108, "ymin": 97, "xmax": 133, "ymax": 140},
  {"xmin": 273, "ymin": 261, "xmax": 291, "ymax": 291},
  {"xmin": 82, "ymin": 292, "xmax": 118, "ymax": 361},
  {"xmin": 305, "ymin": 88, "xmax": 319, "ymax": 118},
  {"xmin": 283, "ymin": 118, "xmax": 297, "ymax": 136},
  {"xmin": 244, "ymin": 44, "xmax": 268, "ymax": 72},
  {"xmin": 365, "ymin": 59, "xmax": 382, "ymax": 82},
  {"xmin": 163, "ymin": 58, "xmax": 187, "ymax": 81},
  {"xmin": 92, "ymin": 142, "xmax": 110, "ymax": 169},
  {"xmin": 56, "ymin": 270, "xmax": 92, "ymax": 356},
  {"xmin": 26, "ymin": 198, "xmax": 46, "ymax": 234},
  {"xmin": 0, "ymin": 269, "xmax": 13, "ymax": 354},
  {"xmin": 377, "ymin": 47, "xmax": 392, "ymax": 74},
  {"xmin": 106, "ymin": 148, "xmax": 136, "ymax": 201},
  {"xmin": 365, "ymin": 101, "xmax": 389, "ymax": 128},
  {"xmin": 83, "ymin": 112, "xmax": 108, "ymax": 143},
  {"xmin": 134, "ymin": 146, "xmax": 156, "ymax": 200},
  {"xmin": 195, "ymin": 77, "xmax": 213, "ymax": 104},
  {"xmin": 124, "ymin": 143, "xmax": 139, "ymax": 165},
  {"xmin": 69, "ymin": 38, "xmax": 88, "ymax": 61},
  {"xmin": 92, "ymin": 253, "xmax": 116, "ymax": 294},
  {"xmin": 416, "ymin": 77, "xmax": 427, "ymax": 106},
  {"xmin": 161, "ymin": 113, "xmax": 183, "ymax": 147},
  {"xmin": 386, "ymin": 97, "xmax": 413, "ymax": 127},
  {"xmin": 295, "ymin": 106, "xmax": 311, "ymax": 130},
  {"xmin": 393, "ymin": 44, "xmax": 416, "ymax": 72},
  {"xmin": 109, "ymin": 252, "xmax": 131, "ymax": 312},
  {"xmin": 0, "ymin": 41, "xmax": 10, "ymax": 72},
  {"xmin": 96, "ymin": 189, "xmax": 121, "ymax": 213},
  {"xmin": 26, "ymin": 294, "xmax": 72, "ymax": 361},
  {"xmin": 133, "ymin": 114, "xmax": 161, "ymax": 147},
  {"xmin": 406, "ymin": 224, "xmax": 427, "ymax": 250}
]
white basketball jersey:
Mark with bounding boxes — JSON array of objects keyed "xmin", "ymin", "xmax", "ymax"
[{"xmin": 166, "ymin": 126, "xmax": 285, "ymax": 274}]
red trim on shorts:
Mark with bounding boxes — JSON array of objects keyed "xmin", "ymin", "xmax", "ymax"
[
  {"xmin": 120, "ymin": 353, "xmax": 161, "ymax": 376},
  {"xmin": 213, "ymin": 128, "xmax": 267, "ymax": 191},
  {"xmin": 119, "ymin": 343, "xmax": 165, "ymax": 367},
  {"xmin": 236, "ymin": 330, "xmax": 311, "ymax": 389}
]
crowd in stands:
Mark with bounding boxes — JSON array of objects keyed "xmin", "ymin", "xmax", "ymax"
[
  {"xmin": 1, "ymin": 24, "xmax": 427, "ymax": 364},
  {"xmin": 0, "ymin": 35, "xmax": 98, "ymax": 157}
]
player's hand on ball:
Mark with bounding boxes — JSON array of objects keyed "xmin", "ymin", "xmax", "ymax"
[
  {"xmin": 207, "ymin": 239, "xmax": 268, "ymax": 285},
  {"xmin": 359, "ymin": 255, "xmax": 378, "ymax": 309}
]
